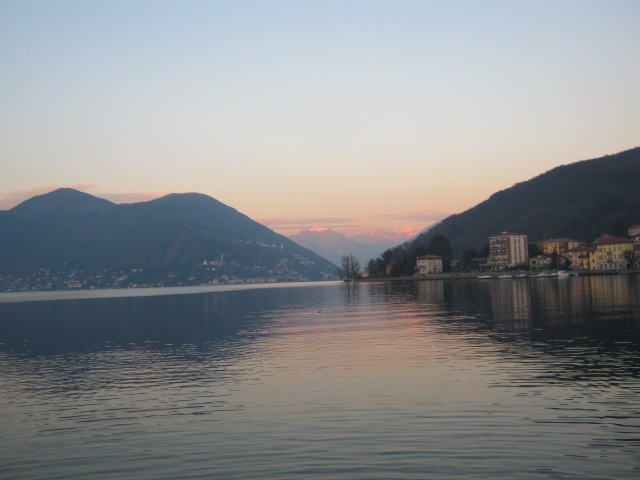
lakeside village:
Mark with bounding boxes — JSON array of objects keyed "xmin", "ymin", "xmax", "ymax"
[
  {"xmin": 363, "ymin": 225, "xmax": 640, "ymax": 279},
  {"xmin": 0, "ymin": 251, "xmax": 332, "ymax": 293},
  {"xmin": 3, "ymin": 227, "xmax": 639, "ymax": 292}
]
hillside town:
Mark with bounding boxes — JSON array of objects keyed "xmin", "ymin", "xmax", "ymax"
[{"xmin": 0, "ymin": 254, "xmax": 334, "ymax": 293}]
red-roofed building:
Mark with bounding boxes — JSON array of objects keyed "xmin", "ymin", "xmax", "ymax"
[
  {"xmin": 567, "ymin": 245, "xmax": 597, "ymax": 271},
  {"xmin": 416, "ymin": 255, "xmax": 443, "ymax": 275},
  {"xmin": 529, "ymin": 254, "xmax": 552, "ymax": 271},
  {"xmin": 594, "ymin": 236, "xmax": 633, "ymax": 271}
]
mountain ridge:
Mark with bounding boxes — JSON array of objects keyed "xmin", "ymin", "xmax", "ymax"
[
  {"xmin": 0, "ymin": 189, "xmax": 335, "ymax": 286},
  {"xmin": 405, "ymin": 146, "xmax": 640, "ymax": 259},
  {"xmin": 10, "ymin": 188, "xmax": 115, "ymax": 216}
]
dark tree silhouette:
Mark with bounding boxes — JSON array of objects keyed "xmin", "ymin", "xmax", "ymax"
[
  {"xmin": 427, "ymin": 233, "xmax": 453, "ymax": 271},
  {"xmin": 339, "ymin": 254, "xmax": 361, "ymax": 281}
]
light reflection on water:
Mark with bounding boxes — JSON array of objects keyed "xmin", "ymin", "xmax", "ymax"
[{"xmin": 0, "ymin": 276, "xmax": 639, "ymax": 479}]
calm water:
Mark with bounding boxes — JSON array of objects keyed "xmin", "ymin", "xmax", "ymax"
[{"xmin": 0, "ymin": 276, "xmax": 639, "ymax": 479}]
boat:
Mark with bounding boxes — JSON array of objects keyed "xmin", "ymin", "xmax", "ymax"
[
  {"xmin": 477, "ymin": 275, "xmax": 493, "ymax": 279},
  {"xmin": 498, "ymin": 274, "xmax": 513, "ymax": 279},
  {"xmin": 516, "ymin": 273, "xmax": 528, "ymax": 278},
  {"xmin": 534, "ymin": 272, "xmax": 552, "ymax": 278}
]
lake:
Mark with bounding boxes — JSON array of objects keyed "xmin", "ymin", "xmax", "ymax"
[{"xmin": 0, "ymin": 276, "xmax": 639, "ymax": 479}]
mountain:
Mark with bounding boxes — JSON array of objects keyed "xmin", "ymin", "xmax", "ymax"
[
  {"xmin": 351, "ymin": 228, "xmax": 418, "ymax": 244},
  {"xmin": 409, "ymin": 146, "xmax": 640, "ymax": 258},
  {"xmin": 9, "ymin": 188, "xmax": 115, "ymax": 217},
  {"xmin": 0, "ymin": 189, "xmax": 336, "ymax": 286},
  {"xmin": 288, "ymin": 228, "xmax": 350, "ymax": 265},
  {"xmin": 289, "ymin": 227, "xmax": 417, "ymax": 265}
]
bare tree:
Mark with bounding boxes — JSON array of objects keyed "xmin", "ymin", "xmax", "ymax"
[
  {"xmin": 349, "ymin": 254, "xmax": 361, "ymax": 281},
  {"xmin": 339, "ymin": 254, "xmax": 361, "ymax": 282}
]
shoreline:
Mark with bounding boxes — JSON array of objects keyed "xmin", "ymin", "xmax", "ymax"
[
  {"xmin": 0, "ymin": 280, "xmax": 340, "ymax": 303},
  {"xmin": 361, "ymin": 270, "xmax": 640, "ymax": 282}
]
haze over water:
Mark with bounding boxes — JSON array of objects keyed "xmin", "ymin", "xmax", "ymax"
[{"xmin": 0, "ymin": 276, "xmax": 639, "ymax": 479}]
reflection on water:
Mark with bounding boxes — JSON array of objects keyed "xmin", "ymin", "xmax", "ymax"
[
  {"xmin": 0, "ymin": 276, "xmax": 639, "ymax": 480},
  {"xmin": 411, "ymin": 274, "xmax": 640, "ymax": 328}
]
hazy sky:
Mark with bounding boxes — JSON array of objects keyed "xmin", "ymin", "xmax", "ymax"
[{"xmin": 1, "ymin": 0, "xmax": 638, "ymax": 236}]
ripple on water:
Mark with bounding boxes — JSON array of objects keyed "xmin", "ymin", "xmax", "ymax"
[{"xmin": 0, "ymin": 278, "xmax": 639, "ymax": 479}]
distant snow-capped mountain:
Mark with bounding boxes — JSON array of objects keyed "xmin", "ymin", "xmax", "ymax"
[
  {"xmin": 289, "ymin": 227, "xmax": 417, "ymax": 265},
  {"xmin": 350, "ymin": 228, "xmax": 417, "ymax": 244}
]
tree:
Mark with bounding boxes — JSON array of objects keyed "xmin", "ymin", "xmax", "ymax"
[
  {"xmin": 528, "ymin": 243, "xmax": 541, "ymax": 258},
  {"xmin": 427, "ymin": 233, "xmax": 453, "ymax": 271},
  {"xmin": 381, "ymin": 248, "xmax": 394, "ymax": 264},
  {"xmin": 338, "ymin": 254, "xmax": 361, "ymax": 282},
  {"xmin": 388, "ymin": 248, "xmax": 406, "ymax": 277},
  {"xmin": 462, "ymin": 247, "xmax": 480, "ymax": 270},
  {"xmin": 366, "ymin": 259, "xmax": 377, "ymax": 275}
]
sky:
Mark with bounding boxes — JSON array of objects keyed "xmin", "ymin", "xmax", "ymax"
[{"xmin": 1, "ymin": 0, "xmax": 639, "ymax": 237}]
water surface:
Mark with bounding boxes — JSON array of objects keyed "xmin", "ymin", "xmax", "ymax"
[{"xmin": 1, "ymin": 276, "xmax": 639, "ymax": 479}]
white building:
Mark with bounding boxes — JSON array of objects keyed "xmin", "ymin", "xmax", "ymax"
[
  {"xmin": 529, "ymin": 254, "xmax": 552, "ymax": 271},
  {"xmin": 416, "ymin": 255, "xmax": 443, "ymax": 275},
  {"xmin": 488, "ymin": 232, "xmax": 528, "ymax": 270}
]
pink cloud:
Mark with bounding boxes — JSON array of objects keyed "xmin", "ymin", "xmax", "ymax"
[
  {"xmin": 258, "ymin": 210, "xmax": 450, "ymax": 237},
  {"xmin": 257, "ymin": 217, "xmax": 357, "ymax": 227},
  {"xmin": 257, "ymin": 217, "xmax": 372, "ymax": 237},
  {"xmin": 374, "ymin": 210, "xmax": 449, "ymax": 223}
]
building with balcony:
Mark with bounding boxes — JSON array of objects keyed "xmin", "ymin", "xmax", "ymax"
[
  {"xmin": 594, "ymin": 235, "xmax": 633, "ymax": 271},
  {"xmin": 488, "ymin": 232, "xmax": 528, "ymax": 270},
  {"xmin": 633, "ymin": 244, "xmax": 640, "ymax": 270},
  {"xmin": 536, "ymin": 238, "xmax": 580, "ymax": 255},
  {"xmin": 567, "ymin": 245, "xmax": 597, "ymax": 270}
]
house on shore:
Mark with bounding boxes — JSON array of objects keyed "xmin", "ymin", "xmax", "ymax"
[
  {"xmin": 529, "ymin": 255, "xmax": 552, "ymax": 271},
  {"xmin": 416, "ymin": 255, "xmax": 443, "ymax": 275},
  {"xmin": 594, "ymin": 235, "xmax": 634, "ymax": 271}
]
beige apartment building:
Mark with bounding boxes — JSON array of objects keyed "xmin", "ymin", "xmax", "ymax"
[{"xmin": 488, "ymin": 232, "xmax": 528, "ymax": 270}]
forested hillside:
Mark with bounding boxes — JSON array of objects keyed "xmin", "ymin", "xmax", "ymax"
[
  {"xmin": 367, "ymin": 146, "xmax": 640, "ymax": 275},
  {"xmin": 413, "ymin": 147, "xmax": 640, "ymax": 258}
]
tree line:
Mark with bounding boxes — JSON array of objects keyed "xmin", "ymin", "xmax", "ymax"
[
  {"xmin": 364, "ymin": 233, "xmax": 493, "ymax": 278},
  {"xmin": 364, "ymin": 233, "xmax": 451, "ymax": 277},
  {"xmin": 343, "ymin": 227, "xmax": 606, "ymax": 280}
]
